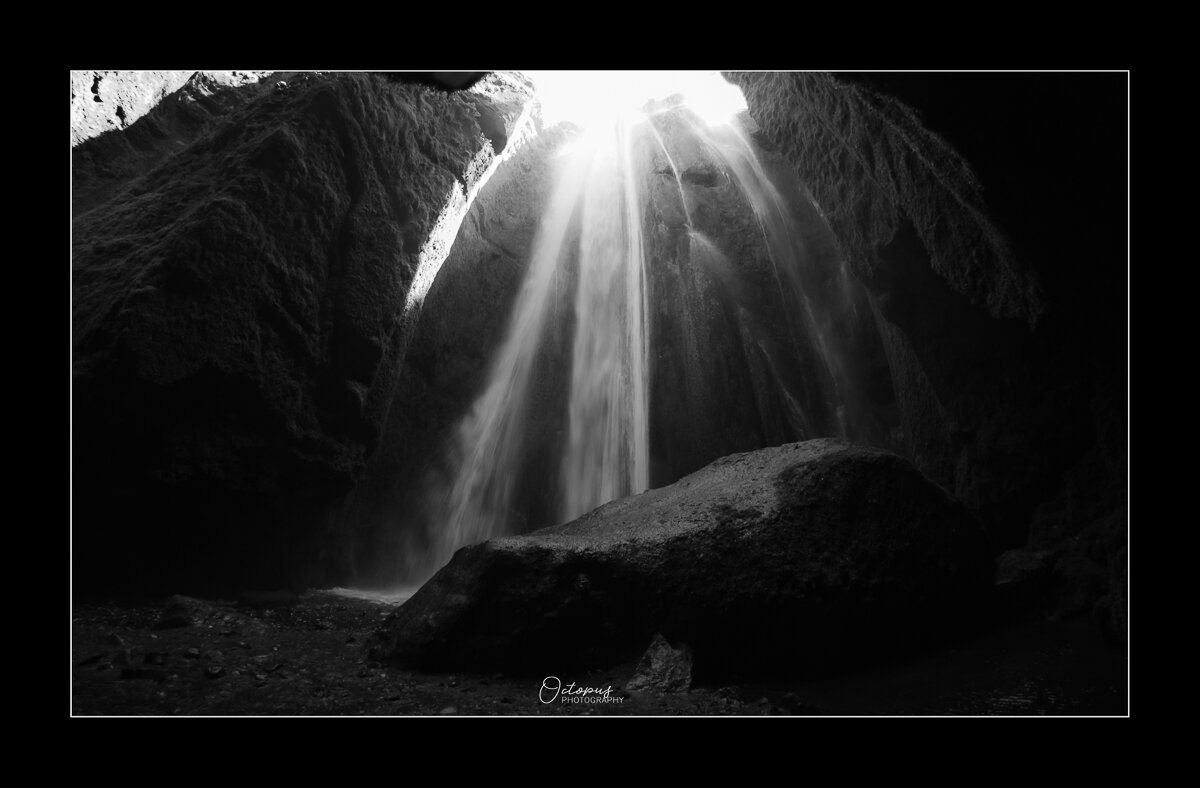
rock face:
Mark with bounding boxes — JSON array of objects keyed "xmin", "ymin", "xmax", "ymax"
[
  {"xmin": 72, "ymin": 71, "xmax": 193, "ymax": 146},
  {"xmin": 370, "ymin": 440, "xmax": 992, "ymax": 677},
  {"xmin": 641, "ymin": 105, "xmax": 899, "ymax": 484},
  {"xmin": 724, "ymin": 72, "xmax": 1044, "ymax": 325},
  {"xmin": 725, "ymin": 72, "xmax": 1127, "ymax": 570},
  {"xmin": 73, "ymin": 71, "xmax": 279, "ymax": 217},
  {"xmin": 72, "ymin": 71, "xmax": 535, "ymax": 592},
  {"xmin": 336, "ymin": 124, "xmax": 565, "ymax": 583}
]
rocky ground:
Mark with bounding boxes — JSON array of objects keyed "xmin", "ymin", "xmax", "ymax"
[{"xmin": 71, "ymin": 590, "xmax": 1126, "ymax": 716}]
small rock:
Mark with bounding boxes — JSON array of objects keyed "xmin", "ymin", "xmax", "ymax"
[
  {"xmin": 625, "ymin": 633, "xmax": 693, "ymax": 693},
  {"xmin": 205, "ymin": 666, "xmax": 225, "ymax": 679},
  {"xmin": 236, "ymin": 641, "xmax": 250, "ymax": 650},
  {"xmin": 184, "ymin": 647, "xmax": 201, "ymax": 659},
  {"xmin": 439, "ymin": 706, "xmax": 458, "ymax": 715},
  {"xmin": 105, "ymin": 633, "xmax": 124, "ymax": 646},
  {"xmin": 345, "ymin": 635, "xmax": 357, "ymax": 644}
]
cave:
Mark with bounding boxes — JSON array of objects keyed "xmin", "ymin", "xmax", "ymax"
[{"xmin": 70, "ymin": 70, "xmax": 1128, "ymax": 716}]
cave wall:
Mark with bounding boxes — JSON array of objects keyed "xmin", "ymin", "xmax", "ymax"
[
  {"xmin": 72, "ymin": 71, "xmax": 534, "ymax": 593},
  {"xmin": 72, "ymin": 71, "xmax": 1126, "ymax": 613},
  {"xmin": 725, "ymin": 72, "xmax": 1127, "ymax": 586}
]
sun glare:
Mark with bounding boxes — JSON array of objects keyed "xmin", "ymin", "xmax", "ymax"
[{"xmin": 525, "ymin": 70, "xmax": 748, "ymax": 129}]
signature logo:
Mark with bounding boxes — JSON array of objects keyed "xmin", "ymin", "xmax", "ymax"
[{"xmin": 539, "ymin": 675, "xmax": 624, "ymax": 704}]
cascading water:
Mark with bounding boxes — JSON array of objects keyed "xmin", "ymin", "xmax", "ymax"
[
  {"xmin": 560, "ymin": 115, "xmax": 651, "ymax": 521},
  {"xmin": 426, "ymin": 112, "xmax": 652, "ymax": 573},
  {"xmin": 407, "ymin": 71, "xmax": 884, "ymax": 583}
]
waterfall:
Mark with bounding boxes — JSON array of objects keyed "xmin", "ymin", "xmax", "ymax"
[
  {"xmin": 409, "ymin": 73, "xmax": 872, "ymax": 582},
  {"xmin": 561, "ymin": 115, "xmax": 650, "ymax": 521},
  {"xmin": 427, "ymin": 113, "xmax": 651, "ymax": 571}
]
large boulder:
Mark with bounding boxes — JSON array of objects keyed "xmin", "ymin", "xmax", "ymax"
[{"xmin": 370, "ymin": 439, "xmax": 992, "ymax": 677}]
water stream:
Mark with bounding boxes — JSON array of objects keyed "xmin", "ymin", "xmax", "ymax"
[{"xmin": 412, "ymin": 75, "xmax": 870, "ymax": 582}]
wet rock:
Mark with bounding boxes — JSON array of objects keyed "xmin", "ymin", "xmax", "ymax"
[
  {"xmin": 105, "ymin": 633, "xmax": 124, "ymax": 646},
  {"xmin": 205, "ymin": 666, "xmax": 225, "ymax": 679},
  {"xmin": 372, "ymin": 440, "xmax": 991, "ymax": 677},
  {"xmin": 143, "ymin": 652, "xmax": 167, "ymax": 666},
  {"xmin": 625, "ymin": 634, "xmax": 693, "ymax": 694},
  {"xmin": 184, "ymin": 648, "xmax": 201, "ymax": 659},
  {"xmin": 439, "ymin": 706, "xmax": 457, "ymax": 715}
]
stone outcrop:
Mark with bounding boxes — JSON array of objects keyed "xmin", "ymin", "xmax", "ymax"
[
  {"xmin": 370, "ymin": 440, "xmax": 992, "ymax": 677},
  {"xmin": 72, "ymin": 71, "xmax": 535, "ymax": 592}
]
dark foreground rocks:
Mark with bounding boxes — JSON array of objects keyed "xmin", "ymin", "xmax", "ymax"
[{"xmin": 370, "ymin": 439, "xmax": 993, "ymax": 678}]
